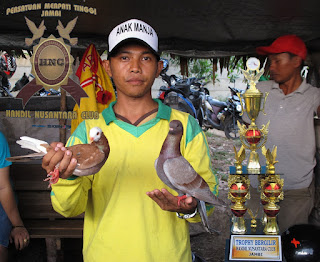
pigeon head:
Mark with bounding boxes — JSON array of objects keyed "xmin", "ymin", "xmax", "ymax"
[
  {"xmin": 89, "ymin": 127, "xmax": 102, "ymax": 142},
  {"xmin": 168, "ymin": 120, "xmax": 183, "ymax": 135}
]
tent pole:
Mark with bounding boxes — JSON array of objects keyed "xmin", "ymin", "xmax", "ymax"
[{"xmin": 59, "ymin": 89, "xmax": 67, "ymax": 144}]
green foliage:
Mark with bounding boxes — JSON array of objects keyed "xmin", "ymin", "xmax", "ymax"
[
  {"xmin": 188, "ymin": 59, "xmax": 213, "ymax": 82},
  {"xmin": 226, "ymin": 56, "xmax": 244, "ymax": 83},
  {"xmin": 163, "ymin": 53, "xmax": 213, "ymax": 82},
  {"xmin": 162, "ymin": 53, "xmax": 246, "ymax": 84}
]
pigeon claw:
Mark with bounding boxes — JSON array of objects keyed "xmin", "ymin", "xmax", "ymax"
[
  {"xmin": 43, "ymin": 168, "xmax": 60, "ymax": 188},
  {"xmin": 177, "ymin": 195, "xmax": 187, "ymax": 206}
]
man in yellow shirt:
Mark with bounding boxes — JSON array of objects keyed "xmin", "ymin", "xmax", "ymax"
[{"xmin": 42, "ymin": 19, "xmax": 219, "ymax": 262}]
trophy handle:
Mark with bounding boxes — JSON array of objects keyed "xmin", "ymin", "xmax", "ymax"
[
  {"xmin": 237, "ymin": 93, "xmax": 245, "ymax": 116},
  {"xmin": 260, "ymin": 92, "xmax": 269, "ymax": 115}
]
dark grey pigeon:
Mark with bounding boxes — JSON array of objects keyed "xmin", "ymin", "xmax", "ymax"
[{"xmin": 155, "ymin": 120, "xmax": 226, "ymax": 234}]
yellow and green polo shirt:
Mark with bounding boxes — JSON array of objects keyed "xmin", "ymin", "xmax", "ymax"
[{"xmin": 51, "ymin": 99, "xmax": 219, "ymax": 262}]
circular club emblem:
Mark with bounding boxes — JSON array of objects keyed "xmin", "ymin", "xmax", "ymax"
[{"xmin": 31, "ymin": 36, "xmax": 73, "ymax": 90}]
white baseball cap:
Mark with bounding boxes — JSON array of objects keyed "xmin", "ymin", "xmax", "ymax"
[{"xmin": 108, "ymin": 19, "xmax": 159, "ymax": 56}]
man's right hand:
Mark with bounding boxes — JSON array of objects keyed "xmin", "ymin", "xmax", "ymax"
[{"xmin": 42, "ymin": 142, "xmax": 78, "ymax": 179}]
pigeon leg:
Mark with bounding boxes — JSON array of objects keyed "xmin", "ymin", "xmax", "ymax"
[
  {"xmin": 43, "ymin": 168, "xmax": 60, "ymax": 188},
  {"xmin": 177, "ymin": 195, "xmax": 187, "ymax": 206}
]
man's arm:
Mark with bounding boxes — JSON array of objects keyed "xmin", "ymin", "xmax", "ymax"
[
  {"xmin": 50, "ymin": 175, "xmax": 92, "ymax": 217},
  {"xmin": 0, "ymin": 166, "xmax": 29, "ymax": 250},
  {"xmin": 43, "ymin": 129, "xmax": 93, "ymax": 217}
]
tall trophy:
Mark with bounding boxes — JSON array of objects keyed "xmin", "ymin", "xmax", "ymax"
[{"xmin": 227, "ymin": 57, "xmax": 283, "ymax": 261}]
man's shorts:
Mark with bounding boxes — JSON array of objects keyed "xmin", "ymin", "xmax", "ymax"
[{"xmin": 0, "ymin": 202, "xmax": 12, "ymax": 248}]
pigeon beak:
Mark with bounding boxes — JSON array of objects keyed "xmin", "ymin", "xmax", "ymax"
[{"xmin": 89, "ymin": 137, "xmax": 94, "ymax": 143}]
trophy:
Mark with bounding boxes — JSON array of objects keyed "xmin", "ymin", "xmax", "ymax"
[
  {"xmin": 237, "ymin": 57, "xmax": 269, "ymax": 174},
  {"xmin": 227, "ymin": 58, "xmax": 284, "ymax": 261},
  {"xmin": 228, "ymin": 146, "xmax": 250, "ymax": 234},
  {"xmin": 260, "ymin": 146, "xmax": 284, "ymax": 234},
  {"xmin": 228, "ymin": 57, "xmax": 284, "ymax": 235}
]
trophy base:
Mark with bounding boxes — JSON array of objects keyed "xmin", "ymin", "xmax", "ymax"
[
  {"xmin": 263, "ymin": 217, "xmax": 280, "ymax": 235},
  {"xmin": 226, "ymin": 219, "xmax": 283, "ymax": 261},
  {"xmin": 231, "ymin": 216, "xmax": 247, "ymax": 235},
  {"xmin": 231, "ymin": 218, "xmax": 265, "ymax": 235},
  {"xmin": 229, "ymin": 165, "xmax": 267, "ymax": 175},
  {"xmin": 247, "ymin": 167, "xmax": 261, "ymax": 174},
  {"xmin": 225, "ymin": 238, "xmax": 283, "ymax": 262}
]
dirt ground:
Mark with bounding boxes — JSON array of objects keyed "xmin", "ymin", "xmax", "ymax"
[
  {"xmin": 8, "ymin": 129, "xmax": 237, "ymax": 262},
  {"xmin": 189, "ymin": 129, "xmax": 239, "ymax": 262}
]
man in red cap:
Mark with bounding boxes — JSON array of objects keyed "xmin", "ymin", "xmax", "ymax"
[{"xmin": 247, "ymin": 35, "xmax": 320, "ymax": 233}]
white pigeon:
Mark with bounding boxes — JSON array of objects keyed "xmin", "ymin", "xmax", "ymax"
[{"xmin": 7, "ymin": 127, "xmax": 110, "ymax": 186}]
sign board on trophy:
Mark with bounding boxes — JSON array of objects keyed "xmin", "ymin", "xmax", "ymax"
[{"xmin": 229, "ymin": 235, "xmax": 282, "ymax": 261}]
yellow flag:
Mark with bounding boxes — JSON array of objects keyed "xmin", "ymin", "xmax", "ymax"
[{"xmin": 71, "ymin": 44, "xmax": 116, "ymax": 133}]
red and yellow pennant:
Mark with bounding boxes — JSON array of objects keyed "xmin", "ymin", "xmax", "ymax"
[{"xmin": 71, "ymin": 44, "xmax": 116, "ymax": 133}]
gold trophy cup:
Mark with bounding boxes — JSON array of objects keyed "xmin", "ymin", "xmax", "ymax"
[
  {"xmin": 260, "ymin": 175, "xmax": 284, "ymax": 234},
  {"xmin": 260, "ymin": 146, "xmax": 284, "ymax": 234},
  {"xmin": 228, "ymin": 174, "xmax": 250, "ymax": 234},
  {"xmin": 228, "ymin": 145, "xmax": 249, "ymax": 234},
  {"xmin": 237, "ymin": 57, "xmax": 269, "ymax": 174}
]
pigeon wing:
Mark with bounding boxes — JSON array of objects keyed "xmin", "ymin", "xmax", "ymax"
[
  {"xmin": 58, "ymin": 20, "xmax": 64, "ymax": 28},
  {"xmin": 64, "ymin": 17, "xmax": 78, "ymax": 33},
  {"xmin": 255, "ymin": 69, "xmax": 264, "ymax": 80},
  {"xmin": 242, "ymin": 70, "xmax": 251, "ymax": 80},
  {"xmin": 239, "ymin": 145, "xmax": 246, "ymax": 162},
  {"xmin": 271, "ymin": 146, "xmax": 277, "ymax": 159},
  {"xmin": 25, "ymin": 16, "xmax": 38, "ymax": 34},
  {"xmin": 261, "ymin": 145, "xmax": 267, "ymax": 157},
  {"xmin": 233, "ymin": 146, "xmax": 238, "ymax": 160},
  {"xmin": 163, "ymin": 156, "xmax": 219, "ymax": 205},
  {"xmin": 155, "ymin": 157, "xmax": 176, "ymax": 190},
  {"xmin": 68, "ymin": 144, "xmax": 105, "ymax": 170}
]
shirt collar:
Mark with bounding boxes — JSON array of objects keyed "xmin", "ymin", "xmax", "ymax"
[
  {"xmin": 271, "ymin": 78, "xmax": 308, "ymax": 94},
  {"xmin": 102, "ymin": 98, "xmax": 171, "ymax": 125}
]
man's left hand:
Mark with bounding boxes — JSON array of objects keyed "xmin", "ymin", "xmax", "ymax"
[
  {"xmin": 10, "ymin": 226, "xmax": 29, "ymax": 250},
  {"xmin": 146, "ymin": 188, "xmax": 197, "ymax": 214}
]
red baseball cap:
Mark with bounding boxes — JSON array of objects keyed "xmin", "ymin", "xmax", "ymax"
[{"xmin": 256, "ymin": 35, "xmax": 307, "ymax": 60}]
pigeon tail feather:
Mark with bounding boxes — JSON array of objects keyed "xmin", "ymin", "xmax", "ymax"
[
  {"xmin": 198, "ymin": 200, "xmax": 220, "ymax": 235},
  {"xmin": 17, "ymin": 136, "xmax": 49, "ymax": 153},
  {"xmin": 69, "ymin": 37, "xmax": 78, "ymax": 46},
  {"xmin": 25, "ymin": 38, "xmax": 33, "ymax": 46},
  {"xmin": 6, "ymin": 152, "xmax": 45, "ymax": 162}
]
